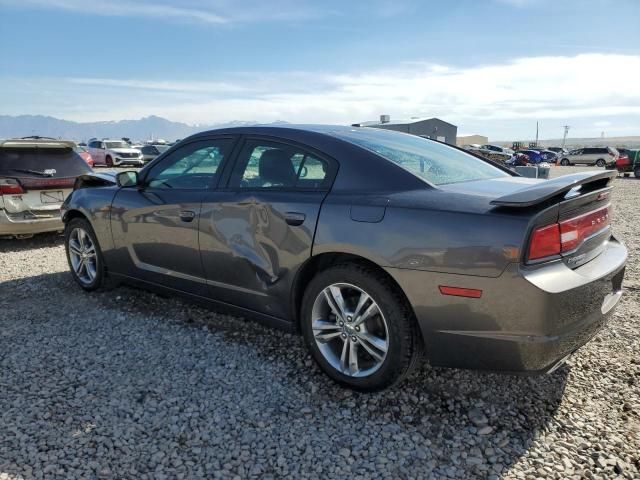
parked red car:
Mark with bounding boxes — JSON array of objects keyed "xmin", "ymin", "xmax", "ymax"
[{"xmin": 73, "ymin": 145, "xmax": 94, "ymax": 168}]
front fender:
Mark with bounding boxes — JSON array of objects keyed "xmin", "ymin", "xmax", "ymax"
[{"xmin": 61, "ymin": 186, "xmax": 119, "ymax": 252}]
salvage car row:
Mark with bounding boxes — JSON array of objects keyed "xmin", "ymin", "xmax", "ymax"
[
  {"xmin": 466, "ymin": 143, "xmax": 639, "ymax": 175},
  {"xmin": 73, "ymin": 138, "xmax": 172, "ymax": 168}
]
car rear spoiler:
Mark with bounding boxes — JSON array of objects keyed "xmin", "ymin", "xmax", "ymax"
[{"xmin": 490, "ymin": 170, "xmax": 616, "ymax": 207}]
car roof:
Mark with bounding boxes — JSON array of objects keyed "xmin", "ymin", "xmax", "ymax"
[
  {"xmin": 185, "ymin": 124, "xmax": 432, "ymax": 192},
  {"xmin": 0, "ymin": 138, "xmax": 76, "ymax": 149}
]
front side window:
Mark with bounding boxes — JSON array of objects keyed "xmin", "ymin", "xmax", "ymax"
[
  {"xmin": 229, "ymin": 141, "xmax": 330, "ymax": 190},
  {"xmin": 145, "ymin": 139, "xmax": 232, "ymax": 190},
  {"xmin": 332, "ymin": 128, "xmax": 509, "ymax": 186}
]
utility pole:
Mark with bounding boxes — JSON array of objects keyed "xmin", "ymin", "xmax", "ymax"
[
  {"xmin": 535, "ymin": 121, "xmax": 539, "ymax": 147},
  {"xmin": 561, "ymin": 125, "xmax": 570, "ymax": 149}
]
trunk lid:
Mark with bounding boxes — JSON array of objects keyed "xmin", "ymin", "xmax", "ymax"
[
  {"xmin": 0, "ymin": 140, "xmax": 92, "ymax": 217},
  {"xmin": 439, "ymin": 170, "xmax": 616, "ymax": 269}
]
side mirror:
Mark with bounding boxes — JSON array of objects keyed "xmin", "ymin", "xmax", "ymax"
[{"xmin": 116, "ymin": 170, "xmax": 139, "ymax": 188}]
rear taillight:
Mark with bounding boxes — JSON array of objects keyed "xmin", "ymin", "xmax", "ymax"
[
  {"xmin": 529, "ymin": 223, "xmax": 561, "ymax": 260},
  {"xmin": 528, "ymin": 205, "xmax": 610, "ymax": 260},
  {"xmin": 559, "ymin": 206, "xmax": 610, "ymax": 252},
  {"xmin": 0, "ymin": 178, "xmax": 25, "ymax": 195}
]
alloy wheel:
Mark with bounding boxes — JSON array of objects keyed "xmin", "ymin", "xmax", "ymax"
[
  {"xmin": 68, "ymin": 227, "xmax": 98, "ymax": 286},
  {"xmin": 311, "ymin": 283, "xmax": 389, "ymax": 377}
]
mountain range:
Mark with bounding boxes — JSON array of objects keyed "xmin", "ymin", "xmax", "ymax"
[{"xmin": 0, "ymin": 115, "xmax": 286, "ymax": 142}]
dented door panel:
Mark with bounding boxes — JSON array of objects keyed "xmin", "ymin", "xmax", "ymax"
[{"xmin": 199, "ymin": 190, "xmax": 324, "ymax": 320}]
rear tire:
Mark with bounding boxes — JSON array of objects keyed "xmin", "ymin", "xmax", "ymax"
[
  {"xmin": 595, "ymin": 159, "xmax": 606, "ymax": 167},
  {"xmin": 64, "ymin": 218, "xmax": 106, "ymax": 291},
  {"xmin": 106, "ymin": 156, "xmax": 113, "ymax": 167},
  {"xmin": 635, "ymin": 167, "xmax": 640, "ymax": 179},
  {"xmin": 560, "ymin": 158, "xmax": 570, "ymax": 166},
  {"xmin": 301, "ymin": 263, "xmax": 421, "ymax": 391}
]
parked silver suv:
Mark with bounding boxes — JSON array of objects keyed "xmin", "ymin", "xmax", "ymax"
[{"xmin": 559, "ymin": 147, "xmax": 619, "ymax": 167}]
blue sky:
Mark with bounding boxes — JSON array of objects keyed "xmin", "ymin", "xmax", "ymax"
[{"xmin": 0, "ymin": 0, "xmax": 639, "ymax": 139}]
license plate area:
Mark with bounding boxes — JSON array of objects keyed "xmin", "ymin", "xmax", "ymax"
[{"xmin": 40, "ymin": 190, "xmax": 64, "ymax": 203}]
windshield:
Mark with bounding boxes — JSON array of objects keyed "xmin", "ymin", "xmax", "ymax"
[
  {"xmin": 105, "ymin": 141, "xmax": 129, "ymax": 149},
  {"xmin": 332, "ymin": 128, "xmax": 509, "ymax": 185}
]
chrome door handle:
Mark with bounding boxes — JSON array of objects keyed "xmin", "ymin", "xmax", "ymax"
[
  {"xmin": 179, "ymin": 210, "xmax": 196, "ymax": 222},
  {"xmin": 285, "ymin": 212, "xmax": 306, "ymax": 226}
]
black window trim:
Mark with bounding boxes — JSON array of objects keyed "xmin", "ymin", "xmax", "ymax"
[
  {"xmin": 138, "ymin": 135, "xmax": 240, "ymax": 191},
  {"xmin": 221, "ymin": 135, "xmax": 339, "ymax": 193}
]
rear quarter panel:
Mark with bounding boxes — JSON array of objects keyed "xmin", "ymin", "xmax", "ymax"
[{"xmin": 313, "ymin": 192, "xmax": 529, "ymax": 278}]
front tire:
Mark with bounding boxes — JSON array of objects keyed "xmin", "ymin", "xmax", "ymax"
[
  {"xmin": 301, "ymin": 264, "xmax": 421, "ymax": 391},
  {"xmin": 64, "ymin": 218, "xmax": 106, "ymax": 291},
  {"xmin": 635, "ymin": 167, "xmax": 640, "ymax": 179},
  {"xmin": 106, "ymin": 156, "xmax": 113, "ymax": 167},
  {"xmin": 560, "ymin": 158, "xmax": 570, "ymax": 166}
]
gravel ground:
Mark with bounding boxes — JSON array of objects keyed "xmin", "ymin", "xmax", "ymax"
[{"xmin": 0, "ymin": 166, "xmax": 638, "ymax": 479}]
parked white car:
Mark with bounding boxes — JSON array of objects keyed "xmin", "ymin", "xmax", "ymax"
[
  {"xmin": 87, "ymin": 139, "xmax": 144, "ymax": 167},
  {"xmin": 0, "ymin": 137, "xmax": 92, "ymax": 238}
]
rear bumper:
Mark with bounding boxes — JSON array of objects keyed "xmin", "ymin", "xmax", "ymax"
[
  {"xmin": 0, "ymin": 209, "xmax": 63, "ymax": 236},
  {"xmin": 386, "ymin": 236, "xmax": 627, "ymax": 373}
]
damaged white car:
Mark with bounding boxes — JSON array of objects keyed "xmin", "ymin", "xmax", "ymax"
[{"xmin": 0, "ymin": 137, "xmax": 92, "ymax": 239}]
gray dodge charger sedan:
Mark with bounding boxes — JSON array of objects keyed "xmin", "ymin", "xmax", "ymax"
[{"xmin": 61, "ymin": 125, "xmax": 627, "ymax": 391}]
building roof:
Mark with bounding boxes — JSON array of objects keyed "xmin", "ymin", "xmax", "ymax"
[{"xmin": 354, "ymin": 117, "xmax": 457, "ymax": 128}]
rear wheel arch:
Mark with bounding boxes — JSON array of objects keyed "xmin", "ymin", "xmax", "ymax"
[
  {"xmin": 291, "ymin": 252, "xmax": 416, "ymax": 330},
  {"xmin": 298, "ymin": 258, "xmax": 423, "ymax": 390}
]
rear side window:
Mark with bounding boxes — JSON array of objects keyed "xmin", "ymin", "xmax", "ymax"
[
  {"xmin": 0, "ymin": 147, "xmax": 92, "ymax": 178},
  {"xmin": 229, "ymin": 140, "xmax": 331, "ymax": 190},
  {"xmin": 332, "ymin": 128, "xmax": 509, "ymax": 185}
]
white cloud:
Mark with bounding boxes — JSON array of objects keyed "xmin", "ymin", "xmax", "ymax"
[
  {"xmin": 68, "ymin": 78, "xmax": 249, "ymax": 94},
  {"xmin": 0, "ymin": 0, "xmax": 327, "ymax": 24},
  {"xmin": 1, "ymin": 0, "xmax": 228, "ymax": 23},
  {"xmin": 2, "ymin": 53, "xmax": 639, "ymax": 138}
]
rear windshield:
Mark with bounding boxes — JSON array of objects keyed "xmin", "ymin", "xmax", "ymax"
[
  {"xmin": 331, "ymin": 128, "xmax": 509, "ymax": 185},
  {"xmin": 0, "ymin": 147, "xmax": 92, "ymax": 178}
]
